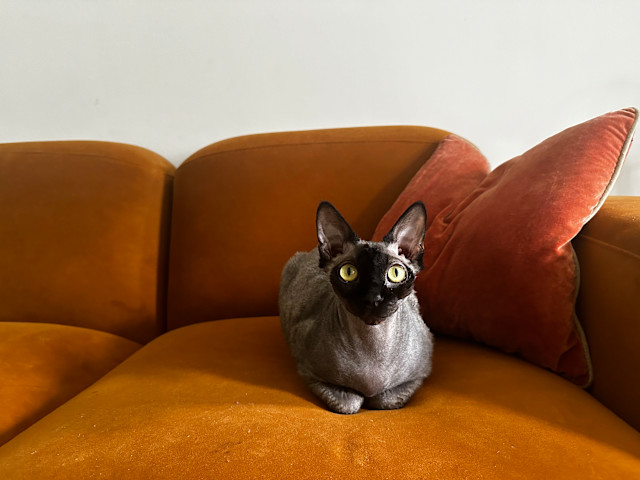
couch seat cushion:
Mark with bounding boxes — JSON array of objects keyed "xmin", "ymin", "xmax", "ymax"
[
  {"xmin": 1, "ymin": 317, "xmax": 639, "ymax": 479},
  {"xmin": 0, "ymin": 322, "xmax": 140, "ymax": 445}
]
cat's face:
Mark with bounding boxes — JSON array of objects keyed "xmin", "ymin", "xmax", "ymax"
[
  {"xmin": 316, "ymin": 201, "xmax": 427, "ymax": 325},
  {"xmin": 327, "ymin": 242, "xmax": 417, "ymax": 325}
]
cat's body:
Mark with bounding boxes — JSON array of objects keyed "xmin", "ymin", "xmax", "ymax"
[{"xmin": 279, "ymin": 202, "xmax": 433, "ymax": 414}]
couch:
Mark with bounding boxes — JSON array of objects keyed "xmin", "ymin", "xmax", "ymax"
[{"xmin": 0, "ymin": 125, "xmax": 639, "ymax": 479}]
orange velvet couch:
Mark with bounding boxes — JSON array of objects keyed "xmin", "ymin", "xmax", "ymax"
[{"xmin": 1, "ymin": 127, "xmax": 640, "ymax": 479}]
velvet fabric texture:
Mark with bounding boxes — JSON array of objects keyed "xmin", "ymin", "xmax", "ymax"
[
  {"xmin": 573, "ymin": 196, "xmax": 640, "ymax": 430},
  {"xmin": 374, "ymin": 108, "xmax": 638, "ymax": 386},
  {"xmin": 2, "ymin": 317, "xmax": 640, "ymax": 479},
  {"xmin": 167, "ymin": 126, "xmax": 450, "ymax": 330},
  {"xmin": 0, "ymin": 141, "xmax": 175, "ymax": 344},
  {"xmin": 374, "ymin": 135, "xmax": 491, "ymax": 232},
  {"xmin": 2, "ymin": 130, "xmax": 640, "ymax": 479},
  {"xmin": 0, "ymin": 322, "xmax": 140, "ymax": 446}
]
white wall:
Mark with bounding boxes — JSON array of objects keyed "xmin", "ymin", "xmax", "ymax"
[{"xmin": 2, "ymin": 0, "xmax": 639, "ymax": 194}]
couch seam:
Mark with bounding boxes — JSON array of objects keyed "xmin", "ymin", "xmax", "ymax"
[
  {"xmin": 181, "ymin": 139, "xmax": 443, "ymax": 170},
  {"xmin": 1, "ymin": 321, "xmax": 144, "ymax": 347},
  {"xmin": 582, "ymin": 107, "xmax": 639, "ymax": 225},
  {"xmin": 577, "ymin": 234, "xmax": 640, "ymax": 261},
  {"xmin": 0, "ymin": 150, "xmax": 176, "ymax": 176},
  {"xmin": 569, "ymin": 245, "xmax": 593, "ymax": 389}
]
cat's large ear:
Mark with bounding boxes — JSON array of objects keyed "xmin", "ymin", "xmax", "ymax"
[
  {"xmin": 383, "ymin": 202, "xmax": 427, "ymax": 268},
  {"xmin": 316, "ymin": 201, "xmax": 359, "ymax": 267}
]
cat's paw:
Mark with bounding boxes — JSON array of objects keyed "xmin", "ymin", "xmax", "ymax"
[
  {"xmin": 364, "ymin": 379, "xmax": 423, "ymax": 410},
  {"xmin": 308, "ymin": 381, "xmax": 364, "ymax": 415}
]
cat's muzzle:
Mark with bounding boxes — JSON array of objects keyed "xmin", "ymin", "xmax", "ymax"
[{"xmin": 362, "ymin": 315, "xmax": 386, "ymax": 326}]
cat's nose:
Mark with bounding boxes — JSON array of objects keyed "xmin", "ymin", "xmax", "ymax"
[{"xmin": 367, "ymin": 294, "xmax": 384, "ymax": 307}]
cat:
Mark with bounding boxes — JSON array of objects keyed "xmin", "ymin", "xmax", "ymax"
[{"xmin": 279, "ymin": 201, "xmax": 433, "ymax": 414}]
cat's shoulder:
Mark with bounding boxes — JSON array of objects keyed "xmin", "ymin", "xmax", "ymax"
[
  {"xmin": 282, "ymin": 248, "xmax": 320, "ymax": 279},
  {"xmin": 284, "ymin": 248, "xmax": 318, "ymax": 267}
]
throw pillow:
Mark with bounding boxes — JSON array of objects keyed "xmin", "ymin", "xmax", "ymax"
[
  {"xmin": 375, "ymin": 134, "xmax": 491, "ymax": 232},
  {"xmin": 373, "ymin": 107, "xmax": 638, "ymax": 386}
]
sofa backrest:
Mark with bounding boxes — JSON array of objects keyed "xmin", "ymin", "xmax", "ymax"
[
  {"xmin": 167, "ymin": 126, "xmax": 450, "ymax": 329},
  {"xmin": 0, "ymin": 141, "xmax": 175, "ymax": 344}
]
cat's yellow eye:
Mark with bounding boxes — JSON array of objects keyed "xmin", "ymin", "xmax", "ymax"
[
  {"xmin": 339, "ymin": 264, "xmax": 358, "ymax": 282},
  {"xmin": 387, "ymin": 265, "xmax": 407, "ymax": 283}
]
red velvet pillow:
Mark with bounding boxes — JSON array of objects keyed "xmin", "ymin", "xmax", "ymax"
[
  {"xmin": 375, "ymin": 134, "xmax": 491, "ymax": 232},
  {"xmin": 374, "ymin": 108, "xmax": 638, "ymax": 386}
]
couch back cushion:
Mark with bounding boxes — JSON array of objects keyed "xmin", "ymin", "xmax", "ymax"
[
  {"xmin": 0, "ymin": 141, "xmax": 175, "ymax": 343},
  {"xmin": 167, "ymin": 126, "xmax": 450, "ymax": 329}
]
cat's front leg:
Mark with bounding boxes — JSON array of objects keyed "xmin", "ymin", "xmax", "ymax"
[
  {"xmin": 364, "ymin": 378, "xmax": 423, "ymax": 410},
  {"xmin": 307, "ymin": 380, "xmax": 365, "ymax": 415}
]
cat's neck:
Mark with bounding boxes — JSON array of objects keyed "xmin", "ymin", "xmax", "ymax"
[
  {"xmin": 332, "ymin": 306, "xmax": 404, "ymax": 366},
  {"xmin": 336, "ymin": 302, "xmax": 399, "ymax": 341}
]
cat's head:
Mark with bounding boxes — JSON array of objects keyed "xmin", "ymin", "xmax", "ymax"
[{"xmin": 316, "ymin": 201, "xmax": 427, "ymax": 325}]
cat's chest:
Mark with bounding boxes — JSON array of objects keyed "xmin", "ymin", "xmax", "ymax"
[
  {"xmin": 319, "ymin": 322, "xmax": 414, "ymax": 397},
  {"xmin": 337, "ymin": 349, "xmax": 398, "ymax": 398}
]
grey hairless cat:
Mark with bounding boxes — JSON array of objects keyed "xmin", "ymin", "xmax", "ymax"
[{"xmin": 279, "ymin": 201, "xmax": 433, "ymax": 414}]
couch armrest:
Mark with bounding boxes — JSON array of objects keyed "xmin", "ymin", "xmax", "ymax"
[{"xmin": 573, "ymin": 196, "xmax": 640, "ymax": 430}]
